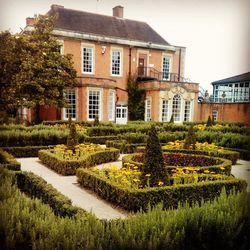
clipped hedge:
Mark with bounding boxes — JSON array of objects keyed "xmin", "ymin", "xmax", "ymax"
[
  {"xmin": 0, "ymin": 149, "xmax": 20, "ymax": 171},
  {"xmin": 136, "ymin": 147, "xmax": 239, "ymax": 164},
  {"xmin": 2, "ymin": 145, "xmax": 53, "ymax": 157},
  {"xmin": 1, "ymin": 165, "xmax": 250, "ymax": 249},
  {"xmin": 77, "ymin": 168, "xmax": 246, "ymax": 212},
  {"xmin": 106, "ymin": 140, "xmax": 145, "ymax": 153},
  {"xmin": 85, "ymin": 135, "xmax": 118, "ymax": 144},
  {"xmin": 224, "ymin": 147, "xmax": 250, "ymax": 161},
  {"xmin": 39, "ymin": 148, "xmax": 119, "ymax": 175},
  {"xmin": 123, "ymin": 153, "xmax": 233, "ymax": 175},
  {"xmin": 15, "ymin": 171, "xmax": 80, "ymax": 217}
]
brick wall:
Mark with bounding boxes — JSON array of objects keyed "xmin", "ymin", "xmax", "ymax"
[{"xmin": 197, "ymin": 102, "xmax": 250, "ymax": 124}]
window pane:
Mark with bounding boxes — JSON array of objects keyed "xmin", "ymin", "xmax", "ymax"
[
  {"xmin": 162, "ymin": 57, "xmax": 170, "ymax": 80},
  {"xmin": 83, "ymin": 47, "xmax": 93, "ymax": 73},
  {"xmin": 112, "ymin": 50, "xmax": 121, "ymax": 75},
  {"xmin": 161, "ymin": 99, "xmax": 168, "ymax": 122},
  {"xmin": 108, "ymin": 91, "xmax": 115, "ymax": 121},
  {"xmin": 184, "ymin": 101, "xmax": 191, "ymax": 121},
  {"xmin": 172, "ymin": 95, "xmax": 181, "ymax": 122},
  {"xmin": 145, "ymin": 98, "xmax": 151, "ymax": 121},
  {"xmin": 65, "ymin": 89, "xmax": 76, "ymax": 119},
  {"xmin": 88, "ymin": 90, "xmax": 100, "ymax": 119}
]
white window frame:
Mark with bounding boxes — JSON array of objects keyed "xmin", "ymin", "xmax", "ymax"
[
  {"xmin": 63, "ymin": 88, "xmax": 77, "ymax": 120},
  {"xmin": 162, "ymin": 54, "xmax": 172, "ymax": 80},
  {"xmin": 145, "ymin": 97, "xmax": 151, "ymax": 121},
  {"xmin": 111, "ymin": 47, "xmax": 123, "ymax": 77},
  {"xmin": 212, "ymin": 110, "xmax": 218, "ymax": 121},
  {"xmin": 184, "ymin": 100, "xmax": 191, "ymax": 122},
  {"xmin": 172, "ymin": 94, "xmax": 181, "ymax": 122},
  {"xmin": 161, "ymin": 99, "xmax": 169, "ymax": 122},
  {"xmin": 82, "ymin": 43, "xmax": 95, "ymax": 74},
  {"xmin": 108, "ymin": 90, "xmax": 116, "ymax": 121},
  {"xmin": 87, "ymin": 88, "xmax": 102, "ymax": 121},
  {"xmin": 57, "ymin": 39, "xmax": 64, "ymax": 54}
]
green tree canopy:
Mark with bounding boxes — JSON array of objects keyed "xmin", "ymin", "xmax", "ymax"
[
  {"xmin": 0, "ymin": 14, "xmax": 77, "ymax": 117},
  {"xmin": 141, "ymin": 124, "xmax": 169, "ymax": 187},
  {"xmin": 127, "ymin": 75, "xmax": 145, "ymax": 121}
]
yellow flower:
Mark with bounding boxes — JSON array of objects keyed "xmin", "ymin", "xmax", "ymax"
[
  {"xmin": 145, "ymin": 174, "xmax": 151, "ymax": 177},
  {"xmin": 220, "ymin": 167, "xmax": 225, "ymax": 170},
  {"xmin": 158, "ymin": 181, "xmax": 164, "ymax": 186}
]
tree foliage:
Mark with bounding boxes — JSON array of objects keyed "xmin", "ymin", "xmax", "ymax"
[
  {"xmin": 183, "ymin": 125, "xmax": 196, "ymax": 150},
  {"xmin": 67, "ymin": 116, "xmax": 78, "ymax": 151},
  {"xmin": 206, "ymin": 116, "xmax": 213, "ymax": 127},
  {"xmin": 169, "ymin": 114, "xmax": 174, "ymax": 123},
  {"xmin": 127, "ymin": 75, "xmax": 145, "ymax": 121},
  {"xmin": 141, "ymin": 125, "xmax": 169, "ymax": 187},
  {"xmin": 0, "ymin": 14, "xmax": 77, "ymax": 115}
]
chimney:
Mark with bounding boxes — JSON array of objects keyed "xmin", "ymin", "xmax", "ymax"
[
  {"xmin": 26, "ymin": 17, "xmax": 34, "ymax": 26},
  {"xmin": 113, "ymin": 6, "xmax": 124, "ymax": 18},
  {"xmin": 51, "ymin": 4, "xmax": 64, "ymax": 11}
]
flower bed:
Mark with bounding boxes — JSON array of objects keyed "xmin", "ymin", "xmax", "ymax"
[
  {"xmin": 38, "ymin": 143, "xmax": 119, "ymax": 175},
  {"xmin": 122, "ymin": 153, "xmax": 232, "ymax": 175},
  {"xmin": 136, "ymin": 141, "xmax": 239, "ymax": 164},
  {"xmin": 77, "ymin": 166, "xmax": 246, "ymax": 212}
]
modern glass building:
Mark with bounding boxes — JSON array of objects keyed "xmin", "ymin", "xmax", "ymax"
[{"xmin": 212, "ymin": 72, "xmax": 250, "ymax": 103}]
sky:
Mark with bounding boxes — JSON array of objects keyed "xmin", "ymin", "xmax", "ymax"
[{"xmin": 0, "ymin": 0, "xmax": 249, "ymax": 92}]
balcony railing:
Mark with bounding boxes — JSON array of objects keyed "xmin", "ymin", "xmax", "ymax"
[{"xmin": 137, "ymin": 67, "xmax": 191, "ymax": 83}]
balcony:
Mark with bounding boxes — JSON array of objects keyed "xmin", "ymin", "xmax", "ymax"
[{"xmin": 137, "ymin": 67, "xmax": 192, "ymax": 83}]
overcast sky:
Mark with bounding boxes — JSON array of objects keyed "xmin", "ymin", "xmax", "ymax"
[{"xmin": 0, "ymin": 0, "xmax": 249, "ymax": 92}]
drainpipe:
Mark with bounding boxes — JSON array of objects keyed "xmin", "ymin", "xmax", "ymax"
[
  {"xmin": 129, "ymin": 47, "xmax": 132, "ymax": 77},
  {"xmin": 178, "ymin": 47, "xmax": 181, "ymax": 82}
]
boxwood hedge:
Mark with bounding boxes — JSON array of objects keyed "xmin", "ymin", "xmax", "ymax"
[
  {"xmin": 76, "ymin": 168, "xmax": 246, "ymax": 212},
  {"xmin": 39, "ymin": 148, "xmax": 119, "ymax": 175}
]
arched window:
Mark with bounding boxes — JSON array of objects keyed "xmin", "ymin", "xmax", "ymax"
[{"xmin": 172, "ymin": 95, "xmax": 181, "ymax": 122}]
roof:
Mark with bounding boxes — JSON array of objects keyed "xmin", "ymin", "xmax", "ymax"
[
  {"xmin": 47, "ymin": 6, "xmax": 170, "ymax": 46},
  {"xmin": 212, "ymin": 72, "xmax": 250, "ymax": 85}
]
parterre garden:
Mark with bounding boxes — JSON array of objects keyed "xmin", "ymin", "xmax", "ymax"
[{"xmin": 0, "ymin": 120, "xmax": 250, "ymax": 249}]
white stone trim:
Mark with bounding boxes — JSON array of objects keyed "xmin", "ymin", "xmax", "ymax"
[{"xmin": 50, "ymin": 29, "xmax": 176, "ymax": 51}]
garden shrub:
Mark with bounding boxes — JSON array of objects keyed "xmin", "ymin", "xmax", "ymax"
[
  {"xmin": 206, "ymin": 115, "xmax": 213, "ymax": 127},
  {"xmin": 2, "ymin": 145, "xmax": 53, "ymax": 157},
  {"xmin": 0, "ymin": 166, "xmax": 249, "ymax": 250},
  {"xmin": 123, "ymin": 153, "xmax": 233, "ymax": 175},
  {"xmin": 141, "ymin": 125, "xmax": 169, "ymax": 187},
  {"xmin": 0, "ymin": 149, "xmax": 20, "ymax": 171},
  {"xmin": 77, "ymin": 167, "xmax": 246, "ymax": 212},
  {"xmin": 15, "ymin": 171, "xmax": 80, "ymax": 217},
  {"xmin": 183, "ymin": 125, "xmax": 196, "ymax": 149},
  {"xmin": 39, "ymin": 147, "xmax": 119, "ymax": 175},
  {"xmin": 67, "ymin": 119, "xmax": 78, "ymax": 152},
  {"xmin": 93, "ymin": 115, "xmax": 100, "ymax": 126},
  {"xmin": 106, "ymin": 140, "xmax": 145, "ymax": 153}
]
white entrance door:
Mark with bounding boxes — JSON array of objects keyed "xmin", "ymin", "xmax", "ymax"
[{"xmin": 116, "ymin": 105, "xmax": 128, "ymax": 124}]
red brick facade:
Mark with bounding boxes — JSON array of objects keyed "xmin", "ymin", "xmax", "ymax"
[{"xmin": 30, "ymin": 5, "xmax": 199, "ymax": 123}]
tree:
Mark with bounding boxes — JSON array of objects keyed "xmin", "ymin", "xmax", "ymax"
[
  {"xmin": 127, "ymin": 75, "xmax": 145, "ymax": 120},
  {"xmin": 183, "ymin": 125, "xmax": 196, "ymax": 150},
  {"xmin": 67, "ymin": 116, "xmax": 78, "ymax": 151},
  {"xmin": 206, "ymin": 115, "xmax": 212, "ymax": 127},
  {"xmin": 93, "ymin": 115, "xmax": 100, "ymax": 126},
  {"xmin": 0, "ymin": 14, "xmax": 77, "ymax": 121},
  {"xmin": 169, "ymin": 114, "xmax": 174, "ymax": 123},
  {"xmin": 141, "ymin": 124, "xmax": 169, "ymax": 187}
]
